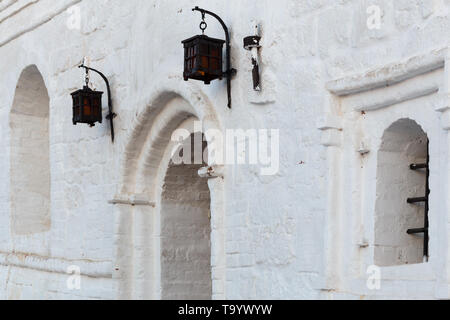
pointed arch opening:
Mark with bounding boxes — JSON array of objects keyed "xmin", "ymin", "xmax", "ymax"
[
  {"xmin": 160, "ymin": 131, "xmax": 212, "ymax": 300},
  {"xmin": 114, "ymin": 87, "xmax": 226, "ymax": 300},
  {"xmin": 10, "ymin": 65, "xmax": 51, "ymax": 235}
]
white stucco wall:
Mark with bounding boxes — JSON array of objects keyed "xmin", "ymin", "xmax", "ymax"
[{"xmin": 0, "ymin": 0, "xmax": 450, "ymax": 300}]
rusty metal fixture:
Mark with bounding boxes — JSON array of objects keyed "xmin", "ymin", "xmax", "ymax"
[{"xmin": 243, "ymin": 29, "xmax": 261, "ymax": 91}]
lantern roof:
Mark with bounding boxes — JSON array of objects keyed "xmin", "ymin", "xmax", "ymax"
[
  {"xmin": 71, "ymin": 86, "xmax": 103, "ymax": 96},
  {"xmin": 182, "ymin": 34, "xmax": 225, "ymax": 45}
]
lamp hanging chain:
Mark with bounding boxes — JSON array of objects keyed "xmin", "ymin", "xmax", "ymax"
[
  {"xmin": 85, "ymin": 68, "xmax": 90, "ymax": 88},
  {"xmin": 199, "ymin": 11, "xmax": 207, "ymax": 34}
]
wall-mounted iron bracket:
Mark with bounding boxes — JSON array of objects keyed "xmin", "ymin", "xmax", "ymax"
[
  {"xmin": 243, "ymin": 30, "xmax": 261, "ymax": 91},
  {"xmin": 193, "ymin": 6, "xmax": 236, "ymax": 109}
]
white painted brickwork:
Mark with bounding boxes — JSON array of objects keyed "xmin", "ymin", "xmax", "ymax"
[
  {"xmin": 161, "ymin": 161, "xmax": 212, "ymax": 300},
  {"xmin": 0, "ymin": 0, "xmax": 450, "ymax": 300}
]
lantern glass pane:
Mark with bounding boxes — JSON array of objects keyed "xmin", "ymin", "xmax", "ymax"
[
  {"xmin": 84, "ymin": 105, "xmax": 91, "ymax": 116},
  {"xmin": 83, "ymin": 97, "xmax": 90, "ymax": 116},
  {"xmin": 195, "ymin": 55, "xmax": 201, "ymax": 69},
  {"xmin": 211, "ymin": 58, "xmax": 220, "ymax": 70},
  {"xmin": 201, "ymin": 56, "xmax": 209, "ymax": 69},
  {"xmin": 93, "ymin": 97, "xmax": 100, "ymax": 117},
  {"xmin": 211, "ymin": 46, "xmax": 219, "ymax": 58}
]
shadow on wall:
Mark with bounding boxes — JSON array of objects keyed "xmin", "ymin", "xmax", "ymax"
[
  {"xmin": 375, "ymin": 118, "xmax": 428, "ymax": 267},
  {"xmin": 10, "ymin": 65, "xmax": 51, "ymax": 235}
]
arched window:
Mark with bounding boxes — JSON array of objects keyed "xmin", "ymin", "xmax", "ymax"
[
  {"xmin": 374, "ymin": 119, "xmax": 429, "ymax": 266},
  {"xmin": 10, "ymin": 65, "xmax": 51, "ymax": 235},
  {"xmin": 160, "ymin": 132, "xmax": 212, "ymax": 300}
]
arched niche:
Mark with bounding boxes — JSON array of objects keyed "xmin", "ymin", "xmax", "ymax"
[
  {"xmin": 10, "ymin": 65, "xmax": 51, "ymax": 236},
  {"xmin": 375, "ymin": 118, "xmax": 428, "ymax": 266}
]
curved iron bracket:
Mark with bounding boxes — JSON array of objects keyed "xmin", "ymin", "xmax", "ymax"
[
  {"xmin": 193, "ymin": 6, "xmax": 236, "ymax": 109},
  {"xmin": 79, "ymin": 64, "xmax": 117, "ymax": 143}
]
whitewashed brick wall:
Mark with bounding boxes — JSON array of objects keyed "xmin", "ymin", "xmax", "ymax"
[{"xmin": 0, "ymin": 0, "xmax": 449, "ymax": 300}]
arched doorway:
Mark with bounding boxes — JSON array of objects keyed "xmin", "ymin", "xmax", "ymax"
[
  {"xmin": 10, "ymin": 65, "xmax": 50, "ymax": 237},
  {"xmin": 114, "ymin": 90, "xmax": 225, "ymax": 300},
  {"xmin": 160, "ymin": 132, "xmax": 212, "ymax": 300}
]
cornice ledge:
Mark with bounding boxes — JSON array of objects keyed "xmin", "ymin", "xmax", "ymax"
[{"xmin": 326, "ymin": 47, "xmax": 448, "ymax": 97}]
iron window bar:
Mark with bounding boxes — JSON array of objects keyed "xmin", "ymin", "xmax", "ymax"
[
  {"xmin": 407, "ymin": 197, "xmax": 428, "ymax": 204},
  {"xmin": 406, "ymin": 140, "xmax": 430, "ymax": 259}
]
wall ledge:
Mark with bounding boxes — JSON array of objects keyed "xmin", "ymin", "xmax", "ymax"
[
  {"xmin": 326, "ymin": 47, "xmax": 448, "ymax": 97},
  {"xmin": 108, "ymin": 194, "xmax": 156, "ymax": 207},
  {"xmin": 0, "ymin": 251, "xmax": 112, "ymax": 278}
]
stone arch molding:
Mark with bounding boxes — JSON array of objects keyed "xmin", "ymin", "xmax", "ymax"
[
  {"xmin": 112, "ymin": 82, "xmax": 226, "ymax": 300},
  {"xmin": 319, "ymin": 47, "xmax": 450, "ymax": 299}
]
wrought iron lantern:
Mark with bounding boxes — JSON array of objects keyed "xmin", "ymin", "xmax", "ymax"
[
  {"xmin": 182, "ymin": 35, "xmax": 225, "ymax": 85},
  {"xmin": 71, "ymin": 63, "xmax": 117, "ymax": 142},
  {"xmin": 182, "ymin": 7, "xmax": 236, "ymax": 108},
  {"xmin": 71, "ymin": 85, "xmax": 103, "ymax": 127}
]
